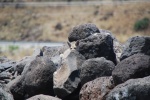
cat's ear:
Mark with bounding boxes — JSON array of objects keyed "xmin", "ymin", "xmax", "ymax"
[
  {"xmin": 75, "ymin": 40, "xmax": 79, "ymax": 46},
  {"xmin": 67, "ymin": 41, "xmax": 71, "ymax": 48}
]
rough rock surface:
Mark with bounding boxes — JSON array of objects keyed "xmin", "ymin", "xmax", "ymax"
[
  {"xmin": 15, "ymin": 56, "xmax": 32, "ymax": 75},
  {"xmin": 80, "ymin": 57, "xmax": 115, "ymax": 86},
  {"xmin": 42, "ymin": 44, "xmax": 68, "ymax": 68},
  {"xmin": 0, "ymin": 57, "xmax": 16, "ymax": 73},
  {"xmin": 7, "ymin": 56, "xmax": 56, "ymax": 100},
  {"xmin": 112, "ymin": 54, "xmax": 150, "ymax": 85},
  {"xmin": 68, "ymin": 23, "xmax": 100, "ymax": 42},
  {"xmin": 42, "ymin": 46, "xmax": 61, "ymax": 57},
  {"xmin": 53, "ymin": 50, "xmax": 85, "ymax": 99},
  {"xmin": 32, "ymin": 48, "xmax": 43, "ymax": 57},
  {"xmin": 106, "ymin": 76, "xmax": 150, "ymax": 100},
  {"xmin": 0, "ymin": 72, "xmax": 11, "ymax": 80},
  {"xmin": 14, "ymin": 48, "xmax": 43, "ymax": 76},
  {"xmin": 80, "ymin": 77, "xmax": 114, "ymax": 100},
  {"xmin": 76, "ymin": 33, "xmax": 117, "ymax": 64},
  {"xmin": 27, "ymin": 94, "xmax": 61, "ymax": 100},
  {"xmin": 42, "ymin": 44, "xmax": 68, "ymax": 58},
  {"xmin": 120, "ymin": 36, "xmax": 150, "ymax": 61},
  {"xmin": 0, "ymin": 57, "xmax": 16, "ymax": 84},
  {"xmin": 0, "ymin": 56, "xmax": 11, "ymax": 63},
  {"xmin": 0, "ymin": 83, "xmax": 14, "ymax": 100},
  {"xmin": 99, "ymin": 29, "xmax": 123, "ymax": 63}
]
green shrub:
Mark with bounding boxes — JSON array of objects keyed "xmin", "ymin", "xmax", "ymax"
[
  {"xmin": 134, "ymin": 18, "xmax": 149, "ymax": 31},
  {"xmin": 8, "ymin": 45, "xmax": 19, "ymax": 52}
]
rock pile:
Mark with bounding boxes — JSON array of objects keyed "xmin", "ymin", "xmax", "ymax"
[{"xmin": 0, "ymin": 23, "xmax": 150, "ymax": 100}]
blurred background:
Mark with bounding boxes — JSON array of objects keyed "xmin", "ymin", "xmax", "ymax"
[{"xmin": 0, "ymin": 0, "xmax": 150, "ymax": 60}]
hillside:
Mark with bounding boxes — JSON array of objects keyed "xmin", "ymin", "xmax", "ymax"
[{"xmin": 0, "ymin": 1, "xmax": 150, "ymax": 43}]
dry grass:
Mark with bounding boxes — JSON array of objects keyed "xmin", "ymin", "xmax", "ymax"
[
  {"xmin": 0, "ymin": 48, "xmax": 34, "ymax": 61},
  {"xmin": 0, "ymin": 2, "xmax": 150, "ymax": 43}
]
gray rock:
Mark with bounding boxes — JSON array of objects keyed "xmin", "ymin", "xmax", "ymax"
[
  {"xmin": 42, "ymin": 44, "xmax": 68, "ymax": 68},
  {"xmin": 0, "ymin": 56, "xmax": 10, "ymax": 63},
  {"xmin": 80, "ymin": 57, "xmax": 115, "ymax": 86},
  {"xmin": 15, "ymin": 56, "xmax": 32, "ymax": 75},
  {"xmin": 68, "ymin": 23, "xmax": 100, "ymax": 42},
  {"xmin": 27, "ymin": 94, "xmax": 61, "ymax": 100},
  {"xmin": 80, "ymin": 77, "xmax": 114, "ymax": 100},
  {"xmin": 0, "ymin": 83, "xmax": 14, "ymax": 100},
  {"xmin": 7, "ymin": 56, "xmax": 56, "ymax": 100},
  {"xmin": 0, "ymin": 57, "xmax": 16, "ymax": 84},
  {"xmin": 106, "ymin": 76, "xmax": 150, "ymax": 100},
  {"xmin": 0, "ymin": 59, "xmax": 16, "ymax": 73},
  {"xmin": 42, "ymin": 46, "xmax": 61, "ymax": 57},
  {"xmin": 0, "ymin": 72, "xmax": 11, "ymax": 80},
  {"xmin": 99, "ymin": 29, "xmax": 123, "ymax": 63},
  {"xmin": 76, "ymin": 33, "xmax": 117, "ymax": 64},
  {"xmin": 120, "ymin": 36, "xmax": 150, "ymax": 61},
  {"xmin": 32, "ymin": 48, "xmax": 43, "ymax": 57},
  {"xmin": 53, "ymin": 50, "xmax": 85, "ymax": 99},
  {"xmin": 112, "ymin": 54, "xmax": 150, "ymax": 85},
  {"xmin": 42, "ymin": 44, "xmax": 68, "ymax": 58}
]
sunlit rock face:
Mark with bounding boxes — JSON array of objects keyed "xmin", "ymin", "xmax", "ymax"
[{"xmin": 53, "ymin": 49, "xmax": 85, "ymax": 99}]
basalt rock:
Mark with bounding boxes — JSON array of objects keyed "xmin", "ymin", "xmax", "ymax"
[
  {"xmin": 80, "ymin": 77, "xmax": 114, "ymax": 100},
  {"xmin": 42, "ymin": 44, "xmax": 68, "ymax": 68},
  {"xmin": 15, "ymin": 56, "xmax": 32, "ymax": 75},
  {"xmin": 112, "ymin": 54, "xmax": 150, "ymax": 85},
  {"xmin": 0, "ymin": 83, "xmax": 14, "ymax": 100},
  {"xmin": 68, "ymin": 23, "xmax": 100, "ymax": 42},
  {"xmin": 53, "ymin": 50, "xmax": 85, "ymax": 99},
  {"xmin": 76, "ymin": 33, "xmax": 117, "ymax": 64},
  {"xmin": 79, "ymin": 57, "xmax": 115, "ymax": 86},
  {"xmin": 120, "ymin": 36, "xmax": 150, "ymax": 61},
  {"xmin": 106, "ymin": 76, "xmax": 150, "ymax": 100},
  {"xmin": 7, "ymin": 56, "xmax": 56, "ymax": 100},
  {"xmin": 27, "ymin": 94, "xmax": 61, "ymax": 100}
]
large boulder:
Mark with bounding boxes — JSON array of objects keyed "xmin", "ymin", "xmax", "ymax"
[
  {"xmin": 99, "ymin": 29, "xmax": 123, "ymax": 63},
  {"xmin": 120, "ymin": 36, "xmax": 150, "ymax": 61},
  {"xmin": 7, "ymin": 56, "xmax": 56, "ymax": 100},
  {"xmin": 68, "ymin": 23, "xmax": 100, "ymax": 42},
  {"xmin": 80, "ymin": 77, "xmax": 114, "ymax": 100},
  {"xmin": 76, "ymin": 33, "xmax": 117, "ymax": 64},
  {"xmin": 112, "ymin": 54, "xmax": 150, "ymax": 85},
  {"xmin": 80, "ymin": 57, "xmax": 115, "ymax": 86},
  {"xmin": 42, "ymin": 44, "xmax": 69, "ymax": 68},
  {"xmin": 0, "ymin": 83, "xmax": 14, "ymax": 100},
  {"xmin": 106, "ymin": 76, "xmax": 150, "ymax": 100},
  {"xmin": 53, "ymin": 49, "xmax": 85, "ymax": 99},
  {"xmin": 11, "ymin": 49, "xmax": 43, "ymax": 77},
  {"xmin": 27, "ymin": 94, "xmax": 61, "ymax": 100}
]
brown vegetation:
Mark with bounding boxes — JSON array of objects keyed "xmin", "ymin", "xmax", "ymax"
[{"xmin": 0, "ymin": 2, "xmax": 150, "ymax": 42}]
